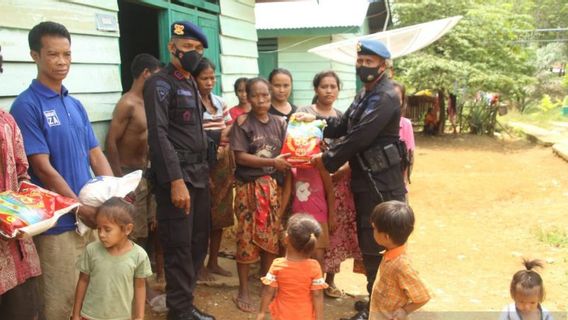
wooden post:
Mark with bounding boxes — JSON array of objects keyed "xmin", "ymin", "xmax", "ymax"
[{"xmin": 437, "ymin": 89, "xmax": 446, "ymax": 135}]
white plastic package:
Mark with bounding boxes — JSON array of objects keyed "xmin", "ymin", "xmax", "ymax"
[{"xmin": 76, "ymin": 170, "xmax": 143, "ymax": 235}]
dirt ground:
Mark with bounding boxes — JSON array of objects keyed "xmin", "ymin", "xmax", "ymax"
[{"xmin": 147, "ymin": 134, "xmax": 568, "ymax": 319}]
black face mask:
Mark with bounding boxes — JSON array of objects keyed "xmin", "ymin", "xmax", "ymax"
[
  {"xmin": 356, "ymin": 65, "xmax": 385, "ymax": 83},
  {"xmin": 173, "ymin": 47, "xmax": 202, "ymax": 74}
]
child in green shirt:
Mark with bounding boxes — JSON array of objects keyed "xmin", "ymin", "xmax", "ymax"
[{"xmin": 71, "ymin": 197, "xmax": 152, "ymax": 320}]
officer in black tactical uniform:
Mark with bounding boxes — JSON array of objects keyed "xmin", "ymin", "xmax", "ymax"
[
  {"xmin": 309, "ymin": 39, "xmax": 406, "ymax": 320},
  {"xmin": 143, "ymin": 21, "xmax": 215, "ymax": 320}
]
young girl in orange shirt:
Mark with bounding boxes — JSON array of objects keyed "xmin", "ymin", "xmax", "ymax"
[{"xmin": 257, "ymin": 214, "xmax": 328, "ymax": 320}]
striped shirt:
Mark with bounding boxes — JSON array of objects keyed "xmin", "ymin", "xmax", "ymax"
[
  {"xmin": 203, "ymin": 94, "xmax": 232, "ymax": 131},
  {"xmin": 499, "ymin": 303, "xmax": 554, "ymax": 320}
]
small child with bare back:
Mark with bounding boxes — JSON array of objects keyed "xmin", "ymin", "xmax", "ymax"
[
  {"xmin": 499, "ymin": 259, "xmax": 554, "ymax": 320},
  {"xmin": 257, "ymin": 214, "xmax": 328, "ymax": 320}
]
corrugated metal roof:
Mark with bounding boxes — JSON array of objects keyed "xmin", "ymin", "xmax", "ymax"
[{"xmin": 255, "ymin": 0, "xmax": 370, "ymax": 30}]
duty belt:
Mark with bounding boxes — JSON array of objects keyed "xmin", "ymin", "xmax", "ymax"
[
  {"xmin": 175, "ymin": 150, "xmax": 207, "ymax": 164},
  {"xmin": 361, "ymin": 142, "xmax": 402, "ymax": 174}
]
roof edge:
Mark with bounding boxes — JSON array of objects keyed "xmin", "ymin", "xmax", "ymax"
[{"xmin": 258, "ymin": 26, "xmax": 360, "ymax": 37}]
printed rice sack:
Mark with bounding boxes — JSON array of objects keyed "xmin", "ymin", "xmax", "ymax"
[
  {"xmin": 0, "ymin": 182, "xmax": 79, "ymax": 238},
  {"xmin": 76, "ymin": 170, "xmax": 142, "ymax": 235},
  {"xmin": 281, "ymin": 116, "xmax": 326, "ymax": 168}
]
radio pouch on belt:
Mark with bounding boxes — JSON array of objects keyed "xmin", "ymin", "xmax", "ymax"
[
  {"xmin": 384, "ymin": 144, "xmax": 401, "ymax": 166},
  {"xmin": 207, "ymin": 137, "xmax": 218, "ymax": 167},
  {"xmin": 362, "ymin": 145, "xmax": 389, "ymax": 173}
]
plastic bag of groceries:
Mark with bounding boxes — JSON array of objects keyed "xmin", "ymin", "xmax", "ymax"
[
  {"xmin": 0, "ymin": 182, "xmax": 79, "ymax": 238},
  {"xmin": 76, "ymin": 170, "xmax": 142, "ymax": 235},
  {"xmin": 281, "ymin": 116, "xmax": 326, "ymax": 168}
]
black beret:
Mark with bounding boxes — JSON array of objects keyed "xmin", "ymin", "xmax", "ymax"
[{"xmin": 171, "ymin": 21, "xmax": 209, "ymax": 48}]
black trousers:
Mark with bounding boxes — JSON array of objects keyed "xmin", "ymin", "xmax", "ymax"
[
  {"xmin": 0, "ymin": 276, "xmax": 43, "ymax": 320},
  {"xmin": 353, "ymin": 190, "xmax": 405, "ymax": 296},
  {"xmin": 155, "ymin": 184, "xmax": 211, "ymax": 315}
]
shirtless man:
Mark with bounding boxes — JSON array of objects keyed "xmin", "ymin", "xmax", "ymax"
[
  {"xmin": 107, "ymin": 54, "xmax": 161, "ymax": 176},
  {"xmin": 106, "ymin": 53, "xmax": 161, "ymax": 243}
]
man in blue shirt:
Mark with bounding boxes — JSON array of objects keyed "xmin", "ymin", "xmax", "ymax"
[{"xmin": 10, "ymin": 21, "xmax": 113, "ymax": 320}]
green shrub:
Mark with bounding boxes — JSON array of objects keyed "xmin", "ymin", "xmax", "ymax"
[
  {"xmin": 463, "ymin": 101, "xmax": 497, "ymax": 135},
  {"xmin": 539, "ymin": 94, "xmax": 562, "ymax": 112}
]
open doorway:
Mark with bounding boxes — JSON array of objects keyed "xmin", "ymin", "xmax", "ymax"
[{"xmin": 118, "ymin": 1, "xmax": 161, "ymax": 93}]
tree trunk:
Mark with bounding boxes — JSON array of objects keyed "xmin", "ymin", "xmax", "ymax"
[{"xmin": 437, "ymin": 89, "xmax": 446, "ymax": 135}]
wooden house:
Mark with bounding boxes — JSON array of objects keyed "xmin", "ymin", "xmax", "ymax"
[
  {"xmin": 0, "ymin": 0, "xmax": 257, "ymax": 144},
  {"xmin": 255, "ymin": 0, "xmax": 370, "ymax": 109}
]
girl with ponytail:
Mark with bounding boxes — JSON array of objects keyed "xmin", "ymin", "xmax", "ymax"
[
  {"xmin": 257, "ymin": 214, "xmax": 328, "ymax": 320},
  {"xmin": 500, "ymin": 259, "xmax": 554, "ymax": 320}
]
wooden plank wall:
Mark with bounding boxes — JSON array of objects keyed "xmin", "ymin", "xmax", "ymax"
[
  {"xmin": 0, "ymin": 0, "xmax": 122, "ymax": 145},
  {"xmin": 219, "ymin": 0, "xmax": 258, "ymax": 106},
  {"xmin": 278, "ymin": 36, "xmax": 357, "ymax": 111}
]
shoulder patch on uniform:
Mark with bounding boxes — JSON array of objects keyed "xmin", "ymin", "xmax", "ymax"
[
  {"xmin": 173, "ymin": 70, "xmax": 185, "ymax": 80},
  {"xmin": 362, "ymin": 95, "xmax": 382, "ymax": 116},
  {"xmin": 155, "ymin": 79, "xmax": 171, "ymax": 89},
  {"xmin": 156, "ymin": 86, "xmax": 170, "ymax": 102}
]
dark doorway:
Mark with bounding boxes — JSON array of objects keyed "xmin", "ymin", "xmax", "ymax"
[{"xmin": 118, "ymin": 1, "xmax": 161, "ymax": 93}]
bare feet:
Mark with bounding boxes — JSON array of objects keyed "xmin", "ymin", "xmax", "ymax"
[
  {"xmin": 197, "ymin": 266, "xmax": 216, "ymax": 282},
  {"xmin": 233, "ymin": 294, "xmax": 255, "ymax": 313},
  {"xmin": 207, "ymin": 264, "xmax": 232, "ymax": 277}
]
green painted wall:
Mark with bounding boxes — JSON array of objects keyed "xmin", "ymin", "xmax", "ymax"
[
  {"xmin": 0, "ymin": 0, "xmax": 121, "ymax": 145},
  {"xmin": 0, "ymin": 0, "xmax": 255, "ymax": 145},
  {"xmin": 277, "ymin": 36, "xmax": 357, "ymax": 111},
  {"xmin": 218, "ymin": 0, "xmax": 258, "ymax": 106}
]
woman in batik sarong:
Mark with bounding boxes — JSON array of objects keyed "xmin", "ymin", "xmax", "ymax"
[
  {"xmin": 194, "ymin": 58, "xmax": 235, "ymax": 281},
  {"xmin": 229, "ymin": 77, "xmax": 291, "ymax": 313}
]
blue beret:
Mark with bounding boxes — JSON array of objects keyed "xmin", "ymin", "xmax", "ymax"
[
  {"xmin": 357, "ymin": 39, "xmax": 391, "ymax": 59},
  {"xmin": 171, "ymin": 21, "xmax": 209, "ymax": 48}
]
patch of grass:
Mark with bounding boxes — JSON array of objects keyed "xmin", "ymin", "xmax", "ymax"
[
  {"xmin": 500, "ymin": 107, "xmax": 567, "ymax": 130},
  {"xmin": 533, "ymin": 226, "xmax": 568, "ymax": 248}
]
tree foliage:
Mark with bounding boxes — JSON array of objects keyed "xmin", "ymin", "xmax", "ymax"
[{"xmin": 392, "ymin": 0, "xmax": 537, "ymax": 101}]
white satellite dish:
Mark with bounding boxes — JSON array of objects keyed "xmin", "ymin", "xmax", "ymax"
[{"xmin": 308, "ymin": 16, "xmax": 463, "ymax": 64}]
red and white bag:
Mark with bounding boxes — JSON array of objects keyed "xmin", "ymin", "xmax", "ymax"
[{"xmin": 0, "ymin": 182, "xmax": 79, "ymax": 238}]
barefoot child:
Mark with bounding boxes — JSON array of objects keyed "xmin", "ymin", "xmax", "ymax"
[
  {"xmin": 230, "ymin": 77, "xmax": 291, "ymax": 313},
  {"xmin": 257, "ymin": 214, "xmax": 328, "ymax": 320},
  {"xmin": 369, "ymin": 201, "xmax": 430, "ymax": 320},
  {"xmin": 499, "ymin": 259, "xmax": 554, "ymax": 320},
  {"xmin": 71, "ymin": 197, "xmax": 152, "ymax": 320}
]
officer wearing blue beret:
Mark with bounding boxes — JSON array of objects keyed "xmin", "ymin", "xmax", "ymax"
[
  {"xmin": 309, "ymin": 39, "xmax": 405, "ymax": 320},
  {"xmin": 143, "ymin": 20, "xmax": 215, "ymax": 320}
]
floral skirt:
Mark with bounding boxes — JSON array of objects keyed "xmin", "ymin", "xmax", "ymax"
[
  {"xmin": 234, "ymin": 176, "xmax": 281, "ymax": 263},
  {"xmin": 210, "ymin": 145, "xmax": 235, "ymax": 230},
  {"xmin": 323, "ymin": 172, "xmax": 363, "ymax": 273}
]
